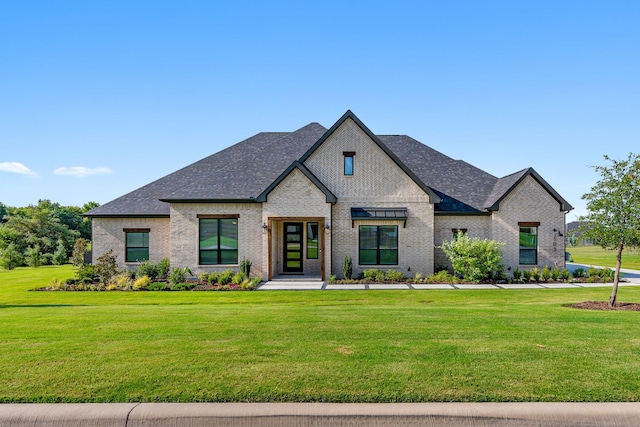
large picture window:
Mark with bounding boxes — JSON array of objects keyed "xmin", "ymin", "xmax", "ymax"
[
  {"xmin": 199, "ymin": 218, "xmax": 238, "ymax": 265},
  {"xmin": 359, "ymin": 225, "xmax": 398, "ymax": 265},
  {"xmin": 519, "ymin": 225, "xmax": 538, "ymax": 265},
  {"xmin": 125, "ymin": 229, "xmax": 149, "ymax": 262}
]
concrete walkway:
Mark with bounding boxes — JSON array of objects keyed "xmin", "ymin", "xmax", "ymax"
[
  {"xmin": 258, "ymin": 264, "xmax": 640, "ymax": 290},
  {"xmin": 2, "ymin": 402, "xmax": 640, "ymax": 426}
]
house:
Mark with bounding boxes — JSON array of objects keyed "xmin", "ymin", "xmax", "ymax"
[{"xmin": 86, "ymin": 110, "xmax": 573, "ymax": 280}]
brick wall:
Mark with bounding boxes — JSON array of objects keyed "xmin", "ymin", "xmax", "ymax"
[
  {"xmin": 303, "ymin": 118, "xmax": 434, "ymax": 278},
  {"xmin": 169, "ymin": 203, "xmax": 263, "ymax": 277},
  {"xmin": 492, "ymin": 176, "xmax": 567, "ymax": 270},
  {"xmin": 433, "ymin": 215, "xmax": 492, "ymax": 268},
  {"xmin": 91, "ymin": 217, "xmax": 170, "ymax": 269},
  {"xmin": 262, "ymin": 168, "xmax": 332, "ymax": 279}
]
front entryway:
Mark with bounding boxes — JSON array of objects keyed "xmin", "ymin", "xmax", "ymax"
[
  {"xmin": 267, "ymin": 217, "xmax": 326, "ymax": 281},
  {"xmin": 283, "ymin": 222, "xmax": 303, "ymax": 273}
]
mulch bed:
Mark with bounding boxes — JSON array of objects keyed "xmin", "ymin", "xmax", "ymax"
[{"xmin": 571, "ymin": 301, "xmax": 640, "ymax": 311}]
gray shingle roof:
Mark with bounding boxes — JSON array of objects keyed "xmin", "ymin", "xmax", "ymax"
[{"xmin": 87, "ymin": 113, "xmax": 572, "ymax": 217}]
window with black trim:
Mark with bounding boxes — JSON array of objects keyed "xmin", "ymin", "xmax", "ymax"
[
  {"xmin": 199, "ymin": 218, "xmax": 238, "ymax": 265},
  {"xmin": 307, "ymin": 222, "xmax": 318, "ymax": 259},
  {"xmin": 359, "ymin": 225, "xmax": 398, "ymax": 265},
  {"xmin": 343, "ymin": 151, "xmax": 355, "ymax": 175},
  {"xmin": 519, "ymin": 224, "xmax": 538, "ymax": 265},
  {"xmin": 125, "ymin": 230, "xmax": 149, "ymax": 262}
]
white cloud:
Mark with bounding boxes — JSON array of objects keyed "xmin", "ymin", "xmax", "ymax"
[
  {"xmin": 0, "ymin": 162, "xmax": 37, "ymax": 175},
  {"xmin": 53, "ymin": 166, "xmax": 113, "ymax": 178}
]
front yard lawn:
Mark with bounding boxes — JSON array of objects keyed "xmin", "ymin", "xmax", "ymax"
[{"xmin": 1, "ymin": 265, "xmax": 640, "ymax": 402}]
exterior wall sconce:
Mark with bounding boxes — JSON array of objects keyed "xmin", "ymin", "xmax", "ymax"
[
  {"xmin": 262, "ymin": 223, "xmax": 268, "ymax": 234},
  {"xmin": 324, "ymin": 223, "xmax": 331, "ymax": 232}
]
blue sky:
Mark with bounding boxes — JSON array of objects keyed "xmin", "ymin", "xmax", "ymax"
[{"xmin": 1, "ymin": 1, "xmax": 639, "ymax": 220}]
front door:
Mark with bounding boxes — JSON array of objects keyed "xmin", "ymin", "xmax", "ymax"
[{"xmin": 283, "ymin": 222, "xmax": 303, "ymax": 273}]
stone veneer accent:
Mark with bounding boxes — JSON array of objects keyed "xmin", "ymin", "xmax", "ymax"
[
  {"xmin": 91, "ymin": 217, "xmax": 170, "ymax": 268},
  {"xmin": 303, "ymin": 118, "xmax": 434, "ymax": 278}
]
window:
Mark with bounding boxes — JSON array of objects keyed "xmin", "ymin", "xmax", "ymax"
[
  {"xmin": 307, "ymin": 222, "xmax": 318, "ymax": 259},
  {"xmin": 199, "ymin": 218, "xmax": 238, "ymax": 265},
  {"xmin": 519, "ymin": 224, "xmax": 538, "ymax": 265},
  {"xmin": 125, "ymin": 229, "xmax": 149, "ymax": 262},
  {"xmin": 359, "ymin": 225, "xmax": 398, "ymax": 265},
  {"xmin": 343, "ymin": 151, "xmax": 355, "ymax": 175}
]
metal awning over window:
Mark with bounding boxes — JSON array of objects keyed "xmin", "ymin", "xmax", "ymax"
[{"xmin": 350, "ymin": 207, "xmax": 408, "ymax": 228}]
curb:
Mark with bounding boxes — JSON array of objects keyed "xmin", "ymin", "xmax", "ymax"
[{"xmin": 2, "ymin": 402, "xmax": 640, "ymax": 426}]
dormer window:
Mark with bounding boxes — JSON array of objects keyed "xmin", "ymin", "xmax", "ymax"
[{"xmin": 343, "ymin": 151, "xmax": 355, "ymax": 176}]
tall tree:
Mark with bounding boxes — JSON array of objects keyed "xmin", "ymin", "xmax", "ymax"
[{"xmin": 579, "ymin": 153, "xmax": 640, "ymax": 307}]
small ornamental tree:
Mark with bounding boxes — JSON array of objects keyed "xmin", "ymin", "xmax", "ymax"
[
  {"xmin": 25, "ymin": 245, "xmax": 43, "ymax": 268},
  {"xmin": 71, "ymin": 238, "xmax": 88, "ymax": 267},
  {"xmin": 441, "ymin": 232, "xmax": 505, "ymax": 281},
  {"xmin": 579, "ymin": 153, "xmax": 640, "ymax": 307}
]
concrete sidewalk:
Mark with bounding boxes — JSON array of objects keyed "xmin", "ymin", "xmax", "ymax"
[
  {"xmin": 2, "ymin": 402, "xmax": 640, "ymax": 426},
  {"xmin": 258, "ymin": 264, "xmax": 640, "ymax": 290}
]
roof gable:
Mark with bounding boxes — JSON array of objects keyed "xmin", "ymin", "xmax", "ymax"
[
  {"xmin": 486, "ymin": 168, "xmax": 573, "ymax": 212},
  {"xmin": 256, "ymin": 161, "xmax": 337, "ymax": 203},
  {"xmin": 298, "ymin": 110, "xmax": 441, "ymax": 204}
]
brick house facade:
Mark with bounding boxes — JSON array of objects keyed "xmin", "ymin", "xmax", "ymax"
[{"xmin": 87, "ymin": 111, "xmax": 572, "ymax": 280}]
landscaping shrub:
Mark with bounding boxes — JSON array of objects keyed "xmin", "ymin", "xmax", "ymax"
[
  {"xmin": 232, "ymin": 271, "xmax": 245, "ymax": 284},
  {"xmin": 343, "ymin": 256, "xmax": 353, "ymax": 280},
  {"xmin": 425, "ymin": 270, "xmax": 459, "ymax": 284},
  {"xmin": 540, "ymin": 266, "xmax": 552, "ymax": 282},
  {"xmin": 136, "ymin": 261, "xmax": 159, "ymax": 279},
  {"xmin": 385, "ymin": 269, "xmax": 404, "ymax": 282},
  {"xmin": 587, "ymin": 266, "xmax": 599, "ymax": 279},
  {"xmin": 522, "ymin": 269, "xmax": 531, "ymax": 281},
  {"xmin": 530, "ymin": 267, "xmax": 540, "ymax": 282},
  {"xmin": 573, "ymin": 268, "xmax": 586, "ymax": 278},
  {"xmin": 240, "ymin": 257, "xmax": 252, "ymax": 277},
  {"xmin": 363, "ymin": 269, "xmax": 379, "ymax": 281},
  {"xmin": 148, "ymin": 282, "xmax": 168, "ymax": 291},
  {"xmin": 207, "ymin": 272, "xmax": 220, "ymax": 285},
  {"xmin": 560, "ymin": 268, "xmax": 571, "ymax": 281},
  {"xmin": 551, "ymin": 266, "xmax": 561, "ymax": 281},
  {"xmin": 169, "ymin": 267, "xmax": 192, "ymax": 286},
  {"xmin": 76, "ymin": 264, "xmax": 97, "ymax": 282},
  {"xmin": 374, "ymin": 270, "xmax": 386, "ymax": 282},
  {"xmin": 441, "ymin": 233, "xmax": 505, "ymax": 281},
  {"xmin": 217, "ymin": 269, "xmax": 233, "ymax": 285},
  {"xmin": 329, "ymin": 275, "xmax": 337, "ymax": 284},
  {"xmin": 171, "ymin": 281, "xmax": 196, "ymax": 291},
  {"xmin": 156, "ymin": 258, "xmax": 170, "ymax": 279},
  {"xmin": 512, "ymin": 267, "xmax": 522, "ymax": 280},
  {"xmin": 95, "ymin": 250, "xmax": 118, "ymax": 285},
  {"xmin": 110, "ymin": 272, "xmax": 132, "ymax": 290},
  {"xmin": 133, "ymin": 275, "xmax": 152, "ymax": 291}
]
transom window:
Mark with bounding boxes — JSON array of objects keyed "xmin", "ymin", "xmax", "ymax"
[
  {"xmin": 199, "ymin": 217, "xmax": 238, "ymax": 265},
  {"xmin": 359, "ymin": 225, "xmax": 398, "ymax": 265},
  {"xmin": 124, "ymin": 229, "xmax": 149, "ymax": 262},
  {"xmin": 519, "ymin": 223, "xmax": 538, "ymax": 265}
]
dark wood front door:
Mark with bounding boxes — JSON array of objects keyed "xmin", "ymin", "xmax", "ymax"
[{"xmin": 283, "ymin": 222, "xmax": 303, "ymax": 273}]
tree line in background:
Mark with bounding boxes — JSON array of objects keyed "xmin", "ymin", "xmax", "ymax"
[{"xmin": 0, "ymin": 199, "xmax": 98, "ymax": 270}]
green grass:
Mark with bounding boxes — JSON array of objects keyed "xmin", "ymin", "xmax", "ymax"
[
  {"xmin": 1, "ymin": 265, "xmax": 640, "ymax": 402},
  {"xmin": 568, "ymin": 245, "xmax": 640, "ymax": 270}
]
